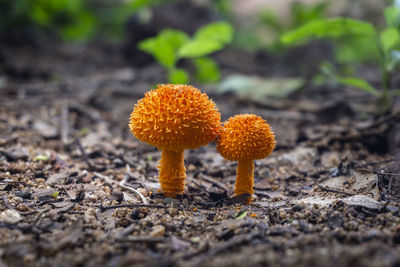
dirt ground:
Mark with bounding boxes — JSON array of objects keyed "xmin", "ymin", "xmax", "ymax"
[{"xmin": 0, "ymin": 43, "xmax": 400, "ymax": 267}]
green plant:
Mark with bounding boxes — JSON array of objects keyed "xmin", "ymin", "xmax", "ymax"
[
  {"xmin": 0, "ymin": 0, "xmax": 158, "ymax": 42},
  {"xmin": 258, "ymin": 1, "xmax": 328, "ymax": 52},
  {"xmin": 281, "ymin": 5, "xmax": 400, "ymax": 111},
  {"xmin": 138, "ymin": 21, "xmax": 233, "ymax": 84}
]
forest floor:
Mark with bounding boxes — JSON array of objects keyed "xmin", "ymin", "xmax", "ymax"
[{"xmin": 0, "ymin": 43, "xmax": 400, "ymax": 267}]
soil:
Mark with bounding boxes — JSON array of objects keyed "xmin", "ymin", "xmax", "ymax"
[{"xmin": 0, "ymin": 41, "xmax": 400, "ymax": 267}]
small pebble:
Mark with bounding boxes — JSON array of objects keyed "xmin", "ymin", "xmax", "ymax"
[
  {"xmin": 150, "ymin": 225, "xmax": 166, "ymax": 237},
  {"xmin": 113, "ymin": 158, "xmax": 125, "ymax": 167},
  {"xmin": 188, "ymin": 164, "xmax": 196, "ymax": 172},
  {"xmin": 0, "ymin": 209, "xmax": 22, "ymax": 224}
]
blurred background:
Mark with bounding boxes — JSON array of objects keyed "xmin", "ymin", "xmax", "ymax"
[{"xmin": 0, "ymin": 0, "xmax": 398, "ymax": 150}]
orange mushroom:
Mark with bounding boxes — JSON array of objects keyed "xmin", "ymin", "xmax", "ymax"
[
  {"xmin": 129, "ymin": 84, "xmax": 221, "ymax": 197},
  {"xmin": 216, "ymin": 114, "xmax": 276, "ymax": 203}
]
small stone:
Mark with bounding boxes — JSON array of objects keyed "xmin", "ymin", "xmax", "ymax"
[
  {"xmin": 188, "ymin": 164, "xmax": 196, "ymax": 172},
  {"xmin": 81, "ymin": 172, "xmax": 92, "ymax": 183},
  {"xmin": 33, "ymin": 120, "xmax": 58, "ymax": 139},
  {"xmin": 278, "ymin": 209, "xmax": 287, "ymax": 220},
  {"xmin": 163, "ymin": 198, "xmax": 179, "ymax": 205},
  {"xmin": 150, "ymin": 225, "xmax": 166, "ymax": 237},
  {"xmin": 0, "ymin": 209, "xmax": 22, "ymax": 224},
  {"xmin": 16, "ymin": 204, "xmax": 30, "ymax": 212},
  {"xmin": 113, "ymin": 158, "xmax": 125, "ymax": 167},
  {"xmin": 11, "ymin": 196, "xmax": 23, "ymax": 204},
  {"xmin": 16, "ymin": 191, "xmax": 32, "ymax": 199}
]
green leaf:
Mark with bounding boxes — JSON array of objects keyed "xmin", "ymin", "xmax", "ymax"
[
  {"xmin": 193, "ymin": 57, "xmax": 221, "ymax": 83},
  {"xmin": 31, "ymin": 5, "xmax": 50, "ymax": 26},
  {"xmin": 235, "ymin": 211, "xmax": 247, "ymax": 220},
  {"xmin": 380, "ymin": 27, "xmax": 400, "ymax": 52},
  {"xmin": 178, "ymin": 39, "xmax": 223, "ymax": 58},
  {"xmin": 292, "ymin": 2, "xmax": 328, "ymax": 26},
  {"xmin": 168, "ymin": 68, "xmax": 189, "ymax": 84},
  {"xmin": 335, "ymin": 35, "xmax": 380, "ymax": 63},
  {"xmin": 259, "ymin": 11, "xmax": 283, "ymax": 33},
  {"xmin": 153, "ymin": 37, "xmax": 176, "ymax": 68},
  {"xmin": 337, "ymin": 77, "xmax": 379, "ymax": 96},
  {"xmin": 138, "ymin": 30, "xmax": 188, "ymax": 65},
  {"xmin": 158, "ymin": 29, "xmax": 189, "ymax": 51},
  {"xmin": 138, "ymin": 37, "xmax": 157, "ymax": 54},
  {"xmin": 281, "ymin": 18, "xmax": 376, "ymax": 44},
  {"xmin": 384, "ymin": 6, "xmax": 400, "ymax": 27},
  {"xmin": 33, "ymin": 154, "xmax": 49, "ymax": 162},
  {"xmin": 194, "ymin": 21, "xmax": 233, "ymax": 44},
  {"xmin": 60, "ymin": 12, "xmax": 96, "ymax": 41},
  {"xmin": 190, "ymin": 237, "xmax": 200, "ymax": 242}
]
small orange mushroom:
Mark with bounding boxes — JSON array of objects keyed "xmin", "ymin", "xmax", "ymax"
[
  {"xmin": 216, "ymin": 114, "xmax": 276, "ymax": 203},
  {"xmin": 129, "ymin": 84, "xmax": 221, "ymax": 197}
]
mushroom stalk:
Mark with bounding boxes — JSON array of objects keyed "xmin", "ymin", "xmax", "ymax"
[
  {"xmin": 158, "ymin": 149, "xmax": 186, "ymax": 197},
  {"xmin": 235, "ymin": 159, "xmax": 254, "ymax": 196}
]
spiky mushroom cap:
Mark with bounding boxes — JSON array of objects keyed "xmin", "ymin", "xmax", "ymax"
[
  {"xmin": 217, "ymin": 114, "xmax": 276, "ymax": 161},
  {"xmin": 129, "ymin": 84, "xmax": 221, "ymax": 152}
]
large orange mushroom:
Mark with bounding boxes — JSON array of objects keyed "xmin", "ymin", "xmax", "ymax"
[
  {"xmin": 129, "ymin": 84, "xmax": 221, "ymax": 197},
  {"xmin": 216, "ymin": 114, "xmax": 276, "ymax": 203}
]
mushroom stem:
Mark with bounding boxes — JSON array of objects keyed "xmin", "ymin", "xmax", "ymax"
[
  {"xmin": 235, "ymin": 160, "xmax": 254, "ymax": 197},
  {"xmin": 158, "ymin": 149, "xmax": 186, "ymax": 197}
]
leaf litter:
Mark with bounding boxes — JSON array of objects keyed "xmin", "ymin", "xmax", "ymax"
[{"xmin": 0, "ymin": 45, "xmax": 400, "ymax": 267}]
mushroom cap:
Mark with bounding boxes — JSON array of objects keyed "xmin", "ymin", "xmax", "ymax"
[
  {"xmin": 216, "ymin": 114, "xmax": 276, "ymax": 161},
  {"xmin": 129, "ymin": 84, "xmax": 221, "ymax": 151}
]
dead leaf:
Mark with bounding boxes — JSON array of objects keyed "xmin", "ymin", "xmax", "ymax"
[
  {"xmin": 218, "ymin": 74, "xmax": 304, "ymax": 99},
  {"xmin": 171, "ymin": 236, "xmax": 190, "ymax": 251},
  {"xmin": 320, "ymin": 169, "xmax": 379, "ymax": 199},
  {"xmin": 33, "ymin": 120, "xmax": 58, "ymax": 139},
  {"xmin": 40, "ymin": 220, "xmax": 83, "ymax": 254},
  {"xmin": 294, "ymin": 195, "xmax": 384, "ymax": 210}
]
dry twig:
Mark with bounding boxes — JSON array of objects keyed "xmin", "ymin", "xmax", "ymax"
[
  {"xmin": 94, "ymin": 170, "xmax": 148, "ymax": 204},
  {"xmin": 317, "ymin": 185, "xmax": 355, "ymax": 196}
]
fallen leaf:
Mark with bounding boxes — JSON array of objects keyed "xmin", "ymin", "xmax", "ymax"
[{"xmin": 218, "ymin": 74, "xmax": 304, "ymax": 99}]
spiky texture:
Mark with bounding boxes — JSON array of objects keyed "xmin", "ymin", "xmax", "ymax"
[
  {"xmin": 129, "ymin": 84, "xmax": 221, "ymax": 152},
  {"xmin": 216, "ymin": 114, "xmax": 276, "ymax": 204},
  {"xmin": 216, "ymin": 114, "xmax": 276, "ymax": 161},
  {"xmin": 129, "ymin": 84, "xmax": 221, "ymax": 197}
]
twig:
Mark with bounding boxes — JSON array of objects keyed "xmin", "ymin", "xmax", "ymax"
[
  {"xmin": 375, "ymin": 172, "xmax": 400, "ymax": 176},
  {"xmin": 32, "ymin": 208, "xmax": 50, "ymax": 227},
  {"xmin": 94, "ymin": 172, "xmax": 115, "ymax": 185},
  {"xmin": 253, "ymin": 186, "xmax": 272, "ymax": 191},
  {"xmin": 120, "ymin": 177, "xmax": 148, "ymax": 204},
  {"xmin": 183, "ymin": 233, "xmax": 258, "ymax": 262},
  {"xmin": 98, "ymin": 204, "xmax": 166, "ymax": 211},
  {"xmin": 116, "ymin": 224, "xmax": 136, "ymax": 240},
  {"xmin": 75, "ymin": 137, "xmax": 93, "ymax": 171},
  {"xmin": 355, "ymin": 158, "xmax": 394, "ymax": 167},
  {"xmin": 198, "ymin": 173, "xmax": 228, "ymax": 192},
  {"xmin": 94, "ymin": 169, "xmax": 149, "ymax": 204},
  {"xmin": 122, "ymin": 165, "xmax": 148, "ymax": 204},
  {"xmin": 61, "ymin": 100, "xmax": 69, "ymax": 145},
  {"xmin": 356, "ymin": 168, "xmax": 400, "ymax": 176},
  {"xmin": 186, "ymin": 176, "xmax": 208, "ymax": 194},
  {"xmin": 317, "ymin": 185, "xmax": 355, "ymax": 196},
  {"xmin": 116, "ymin": 236, "xmax": 166, "ymax": 243}
]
